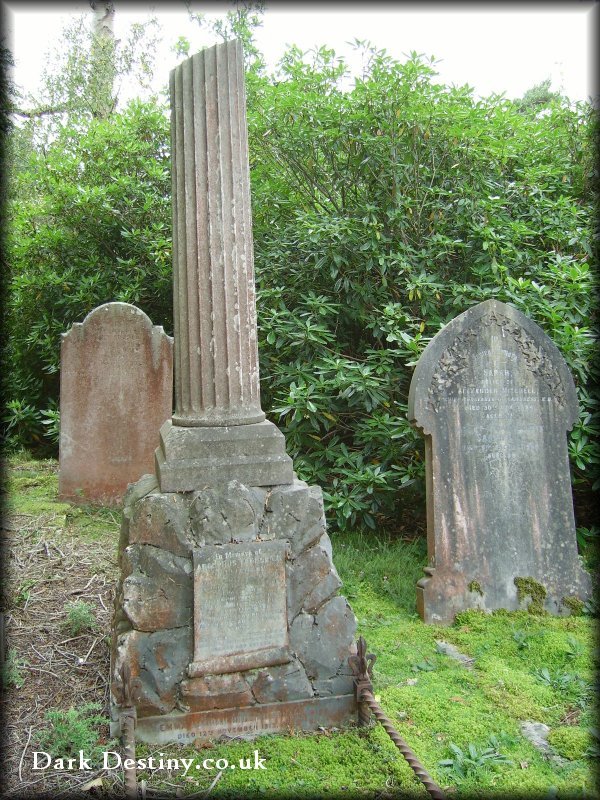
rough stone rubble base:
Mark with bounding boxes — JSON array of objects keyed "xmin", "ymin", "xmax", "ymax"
[{"xmin": 110, "ymin": 474, "xmax": 357, "ymax": 741}]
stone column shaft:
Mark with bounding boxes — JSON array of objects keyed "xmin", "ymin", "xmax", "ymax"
[
  {"xmin": 156, "ymin": 40, "xmax": 293, "ymax": 491},
  {"xmin": 171, "ymin": 39, "xmax": 263, "ymax": 427}
]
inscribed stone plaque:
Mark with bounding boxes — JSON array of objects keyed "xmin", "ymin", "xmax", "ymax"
[
  {"xmin": 408, "ymin": 299, "xmax": 591, "ymax": 624},
  {"xmin": 189, "ymin": 540, "xmax": 290, "ymax": 676},
  {"xmin": 59, "ymin": 303, "xmax": 173, "ymax": 505}
]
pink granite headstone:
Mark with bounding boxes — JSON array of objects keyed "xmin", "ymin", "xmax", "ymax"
[{"xmin": 59, "ymin": 302, "xmax": 173, "ymax": 505}]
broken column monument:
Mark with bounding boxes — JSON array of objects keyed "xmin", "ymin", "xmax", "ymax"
[
  {"xmin": 59, "ymin": 302, "xmax": 173, "ymax": 506},
  {"xmin": 408, "ymin": 299, "xmax": 591, "ymax": 624},
  {"xmin": 110, "ymin": 40, "xmax": 357, "ymax": 744}
]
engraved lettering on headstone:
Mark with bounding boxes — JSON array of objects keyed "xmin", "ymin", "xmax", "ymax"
[
  {"xmin": 189, "ymin": 540, "xmax": 290, "ymax": 675},
  {"xmin": 408, "ymin": 299, "xmax": 591, "ymax": 624},
  {"xmin": 59, "ymin": 302, "xmax": 172, "ymax": 505}
]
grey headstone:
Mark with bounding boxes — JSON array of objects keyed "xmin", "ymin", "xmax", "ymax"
[{"xmin": 408, "ymin": 299, "xmax": 591, "ymax": 624}]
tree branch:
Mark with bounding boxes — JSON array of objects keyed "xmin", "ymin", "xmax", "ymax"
[{"xmin": 11, "ymin": 105, "xmax": 70, "ymax": 119}]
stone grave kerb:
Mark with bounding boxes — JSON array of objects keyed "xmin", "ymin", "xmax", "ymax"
[{"xmin": 408, "ymin": 298, "xmax": 590, "ymax": 624}]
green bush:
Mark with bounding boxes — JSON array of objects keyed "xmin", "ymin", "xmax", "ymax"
[
  {"xmin": 6, "ymin": 42, "xmax": 598, "ymax": 533},
  {"xmin": 5, "ymin": 100, "xmax": 172, "ymax": 453},
  {"xmin": 248, "ymin": 46, "xmax": 598, "ymax": 531}
]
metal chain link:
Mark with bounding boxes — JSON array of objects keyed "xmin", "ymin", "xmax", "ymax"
[
  {"xmin": 349, "ymin": 636, "xmax": 446, "ymax": 800},
  {"xmin": 359, "ymin": 687, "xmax": 446, "ymax": 800}
]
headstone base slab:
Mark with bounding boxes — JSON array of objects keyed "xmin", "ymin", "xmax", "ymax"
[
  {"xmin": 417, "ymin": 565, "xmax": 591, "ymax": 625},
  {"xmin": 111, "ymin": 695, "xmax": 357, "ymax": 744}
]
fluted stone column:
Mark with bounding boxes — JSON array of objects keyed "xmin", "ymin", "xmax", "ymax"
[{"xmin": 156, "ymin": 40, "xmax": 293, "ymax": 491}]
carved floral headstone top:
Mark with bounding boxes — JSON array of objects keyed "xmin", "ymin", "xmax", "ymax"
[
  {"xmin": 408, "ymin": 299, "xmax": 590, "ymax": 624},
  {"xmin": 59, "ymin": 303, "xmax": 173, "ymax": 505}
]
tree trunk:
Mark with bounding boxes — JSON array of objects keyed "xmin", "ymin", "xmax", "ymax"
[{"xmin": 89, "ymin": 2, "xmax": 116, "ymax": 118}]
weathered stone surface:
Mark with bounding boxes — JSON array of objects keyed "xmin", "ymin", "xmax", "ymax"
[
  {"xmin": 127, "ymin": 492, "xmax": 190, "ymax": 557},
  {"xmin": 520, "ymin": 721, "xmax": 552, "ymax": 754},
  {"xmin": 250, "ymin": 661, "xmax": 313, "ymax": 704},
  {"xmin": 122, "ymin": 545, "xmax": 192, "ymax": 631},
  {"xmin": 290, "ymin": 596, "xmax": 357, "ymax": 681},
  {"xmin": 435, "ymin": 640, "xmax": 474, "ymax": 669},
  {"xmin": 59, "ymin": 303, "xmax": 172, "ymax": 505},
  {"xmin": 123, "ymin": 474, "xmax": 159, "ymax": 511},
  {"xmin": 180, "ymin": 673, "xmax": 254, "ymax": 712},
  {"xmin": 128, "ymin": 695, "xmax": 357, "ymax": 745},
  {"xmin": 170, "ymin": 40, "xmax": 263, "ymax": 428},
  {"xmin": 189, "ymin": 481, "xmax": 265, "ymax": 545},
  {"xmin": 156, "ymin": 419, "xmax": 293, "ymax": 491},
  {"xmin": 113, "ymin": 627, "xmax": 192, "ymax": 717},
  {"xmin": 313, "ymin": 674, "xmax": 355, "ymax": 697},
  {"xmin": 287, "ymin": 536, "xmax": 342, "ymax": 619},
  {"xmin": 155, "ymin": 40, "xmax": 294, "ymax": 491},
  {"xmin": 264, "ymin": 480, "xmax": 326, "ymax": 554},
  {"xmin": 408, "ymin": 299, "xmax": 591, "ymax": 624},
  {"xmin": 189, "ymin": 541, "xmax": 290, "ymax": 676}
]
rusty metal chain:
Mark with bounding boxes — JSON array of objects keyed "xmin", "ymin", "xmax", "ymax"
[
  {"xmin": 349, "ymin": 636, "xmax": 447, "ymax": 800},
  {"xmin": 359, "ymin": 687, "xmax": 446, "ymax": 800}
]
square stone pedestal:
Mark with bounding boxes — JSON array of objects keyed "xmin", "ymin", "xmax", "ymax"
[
  {"xmin": 155, "ymin": 420, "xmax": 294, "ymax": 491},
  {"xmin": 110, "ymin": 474, "xmax": 357, "ymax": 743}
]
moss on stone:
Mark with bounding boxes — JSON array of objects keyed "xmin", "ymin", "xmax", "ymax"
[
  {"xmin": 468, "ymin": 580, "xmax": 484, "ymax": 596},
  {"xmin": 514, "ymin": 576, "xmax": 547, "ymax": 615},
  {"xmin": 548, "ymin": 726, "xmax": 590, "ymax": 761},
  {"xmin": 561, "ymin": 595, "xmax": 585, "ymax": 616}
]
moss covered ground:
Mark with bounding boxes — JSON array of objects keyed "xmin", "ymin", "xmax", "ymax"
[{"xmin": 1, "ymin": 455, "xmax": 597, "ymax": 798}]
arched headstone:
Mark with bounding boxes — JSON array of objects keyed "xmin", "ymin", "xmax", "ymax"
[
  {"xmin": 408, "ymin": 299, "xmax": 591, "ymax": 624},
  {"xmin": 59, "ymin": 302, "xmax": 173, "ymax": 505}
]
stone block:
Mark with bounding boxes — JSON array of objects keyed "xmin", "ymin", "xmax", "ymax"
[
  {"xmin": 156, "ymin": 420, "xmax": 294, "ymax": 491},
  {"xmin": 189, "ymin": 481, "xmax": 265, "ymax": 545},
  {"xmin": 128, "ymin": 492, "xmax": 190, "ymax": 557},
  {"xmin": 123, "ymin": 474, "xmax": 159, "ymax": 513},
  {"xmin": 113, "ymin": 627, "xmax": 192, "ymax": 717},
  {"xmin": 180, "ymin": 673, "xmax": 254, "ymax": 711},
  {"xmin": 313, "ymin": 674, "xmax": 355, "ymax": 697},
  {"xmin": 250, "ymin": 660, "xmax": 314, "ymax": 704},
  {"xmin": 290, "ymin": 596, "xmax": 357, "ymax": 681},
  {"xmin": 264, "ymin": 480, "xmax": 326, "ymax": 554},
  {"xmin": 287, "ymin": 535, "xmax": 342, "ymax": 619},
  {"xmin": 59, "ymin": 303, "xmax": 172, "ymax": 505},
  {"xmin": 130, "ymin": 695, "xmax": 357, "ymax": 745},
  {"xmin": 122, "ymin": 545, "xmax": 192, "ymax": 631}
]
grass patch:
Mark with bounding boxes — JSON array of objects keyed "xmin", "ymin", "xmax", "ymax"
[
  {"xmin": 548, "ymin": 727, "xmax": 592, "ymax": 761},
  {"xmin": 3, "ymin": 453, "xmax": 121, "ymax": 542},
  {"xmin": 1, "ymin": 457, "xmax": 596, "ymax": 798}
]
